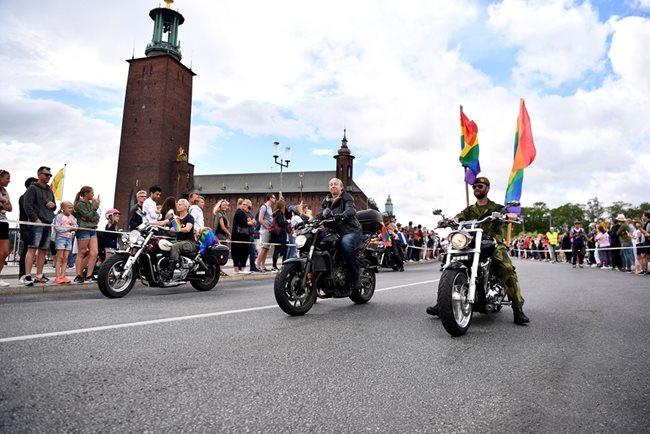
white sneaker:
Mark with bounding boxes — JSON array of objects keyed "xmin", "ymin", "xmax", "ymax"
[{"xmin": 0, "ymin": 279, "xmax": 10, "ymax": 287}]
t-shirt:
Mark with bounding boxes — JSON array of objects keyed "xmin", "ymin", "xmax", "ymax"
[
  {"xmin": 571, "ymin": 227, "xmax": 586, "ymax": 245},
  {"xmin": 142, "ymin": 197, "xmax": 160, "ymax": 222},
  {"xmin": 174, "ymin": 213, "xmax": 195, "ymax": 242},
  {"xmin": 0, "ymin": 186, "xmax": 9, "ymax": 221}
]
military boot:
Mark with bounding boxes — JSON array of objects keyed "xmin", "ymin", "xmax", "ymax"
[{"xmin": 513, "ymin": 306, "xmax": 530, "ymax": 325}]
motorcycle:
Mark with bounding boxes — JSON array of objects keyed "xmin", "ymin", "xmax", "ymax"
[
  {"xmin": 97, "ymin": 223, "xmax": 229, "ymax": 298},
  {"xmin": 366, "ymin": 235, "xmax": 403, "ymax": 271},
  {"xmin": 433, "ymin": 205, "xmax": 520, "ymax": 336},
  {"xmin": 274, "ymin": 209, "xmax": 383, "ymax": 316}
]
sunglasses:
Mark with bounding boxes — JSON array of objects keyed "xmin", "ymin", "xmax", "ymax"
[
  {"xmin": 40, "ymin": 172, "xmax": 53, "ymax": 178},
  {"xmin": 472, "ymin": 184, "xmax": 486, "ymax": 190}
]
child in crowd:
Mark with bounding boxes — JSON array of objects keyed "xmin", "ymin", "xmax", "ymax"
[
  {"xmin": 99, "ymin": 209, "xmax": 121, "ymax": 261},
  {"xmin": 53, "ymin": 201, "xmax": 78, "ymax": 284}
]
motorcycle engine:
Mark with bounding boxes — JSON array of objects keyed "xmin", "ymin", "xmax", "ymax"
[{"xmin": 333, "ymin": 267, "xmax": 348, "ymax": 292}]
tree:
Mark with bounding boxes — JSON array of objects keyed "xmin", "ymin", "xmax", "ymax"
[
  {"xmin": 607, "ymin": 201, "xmax": 633, "ymax": 220},
  {"xmin": 585, "ymin": 197, "xmax": 606, "ymax": 223},
  {"xmin": 625, "ymin": 202, "xmax": 650, "ymax": 219},
  {"xmin": 550, "ymin": 203, "xmax": 585, "ymax": 232},
  {"xmin": 520, "ymin": 202, "xmax": 550, "ymax": 234}
]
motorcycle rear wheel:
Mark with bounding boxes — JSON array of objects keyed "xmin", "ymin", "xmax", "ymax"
[
  {"xmin": 97, "ymin": 254, "xmax": 136, "ymax": 299},
  {"xmin": 438, "ymin": 268, "xmax": 473, "ymax": 336},
  {"xmin": 190, "ymin": 264, "xmax": 220, "ymax": 291},
  {"xmin": 350, "ymin": 268, "xmax": 376, "ymax": 304},
  {"xmin": 274, "ymin": 262, "xmax": 316, "ymax": 316}
]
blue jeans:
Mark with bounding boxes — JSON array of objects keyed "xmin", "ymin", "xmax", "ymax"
[
  {"xmin": 340, "ymin": 232, "xmax": 362, "ymax": 282},
  {"xmin": 620, "ymin": 244, "xmax": 634, "ymax": 269}
]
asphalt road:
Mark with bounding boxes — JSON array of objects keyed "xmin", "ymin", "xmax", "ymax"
[{"xmin": 0, "ymin": 260, "xmax": 648, "ymax": 433}]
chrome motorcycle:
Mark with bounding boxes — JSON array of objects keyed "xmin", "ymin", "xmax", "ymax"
[
  {"xmin": 274, "ymin": 209, "xmax": 383, "ymax": 316},
  {"xmin": 97, "ymin": 223, "xmax": 229, "ymax": 298},
  {"xmin": 433, "ymin": 206, "xmax": 519, "ymax": 336}
]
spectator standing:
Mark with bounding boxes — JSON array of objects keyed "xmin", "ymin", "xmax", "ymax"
[
  {"xmin": 73, "ymin": 186, "xmax": 100, "ymax": 284},
  {"xmin": 100, "ymin": 209, "xmax": 121, "ymax": 260},
  {"xmin": 616, "ymin": 214, "xmax": 634, "ymax": 272},
  {"xmin": 570, "ymin": 221, "xmax": 587, "ymax": 268},
  {"xmin": 128, "ymin": 190, "xmax": 147, "ymax": 230},
  {"xmin": 0, "ymin": 169, "xmax": 12, "ymax": 287},
  {"xmin": 23, "ymin": 166, "xmax": 56, "ymax": 286},
  {"xmin": 633, "ymin": 221, "xmax": 647, "ymax": 275},
  {"xmin": 546, "ymin": 227, "xmax": 559, "ymax": 263},
  {"xmin": 17, "ymin": 177, "xmax": 38, "ymax": 281},
  {"xmin": 52, "ymin": 201, "xmax": 77, "ymax": 284},
  {"xmin": 255, "ymin": 193, "xmax": 276, "ymax": 272},
  {"xmin": 142, "ymin": 185, "xmax": 162, "ymax": 223},
  {"xmin": 595, "ymin": 226, "xmax": 612, "ymax": 269},
  {"xmin": 160, "ymin": 196, "xmax": 177, "ymax": 221},
  {"xmin": 188, "ymin": 193, "xmax": 205, "ymax": 233},
  {"xmin": 608, "ymin": 217, "xmax": 622, "ymax": 270},
  {"xmin": 244, "ymin": 199, "xmax": 260, "ymax": 272},
  {"xmin": 231, "ymin": 198, "xmax": 251, "ymax": 274},
  {"xmin": 213, "ymin": 199, "xmax": 231, "ymax": 243},
  {"xmin": 560, "ymin": 230, "xmax": 572, "ymax": 264},
  {"xmin": 270, "ymin": 199, "xmax": 288, "ymax": 271}
]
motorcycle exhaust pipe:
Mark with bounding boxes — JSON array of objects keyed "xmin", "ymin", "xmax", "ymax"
[{"xmin": 485, "ymin": 304, "xmax": 494, "ymax": 312}]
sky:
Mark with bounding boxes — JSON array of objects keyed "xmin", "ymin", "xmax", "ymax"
[{"xmin": 1, "ymin": 0, "xmax": 649, "ymax": 227}]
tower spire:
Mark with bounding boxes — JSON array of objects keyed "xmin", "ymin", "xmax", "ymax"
[{"xmin": 145, "ymin": 1, "xmax": 185, "ymax": 61}]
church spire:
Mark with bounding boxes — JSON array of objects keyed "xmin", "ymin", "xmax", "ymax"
[{"xmin": 334, "ymin": 129, "xmax": 355, "ymax": 188}]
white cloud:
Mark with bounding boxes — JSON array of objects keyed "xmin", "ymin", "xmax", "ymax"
[{"xmin": 312, "ymin": 148, "xmax": 334, "ymax": 156}]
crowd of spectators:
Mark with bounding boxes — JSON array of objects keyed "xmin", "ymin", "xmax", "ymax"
[{"xmin": 510, "ymin": 211, "xmax": 650, "ymax": 275}]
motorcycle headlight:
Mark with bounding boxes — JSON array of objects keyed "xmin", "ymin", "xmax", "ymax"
[
  {"xmin": 128, "ymin": 230, "xmax": 142, "ymax": 245},
  {"xmin": 295, "ymin": 235, "xmax": 307, "ymax": 249},
  {"xmin": 449, "ymin": 232, "xmax": 471, "ymax": 249}
]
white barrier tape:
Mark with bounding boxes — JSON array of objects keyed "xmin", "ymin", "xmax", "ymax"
[{"xmin": 512, "ymin": 245, "xmax": 642, "ymax": 253}]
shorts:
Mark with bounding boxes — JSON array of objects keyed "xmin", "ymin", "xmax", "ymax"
[
  {"xmin": 259, "ymin": 228, "xmax": 271, "ymax": 249},
  {"xmin": 0, "ymin": 221, "xmax": 8, "ymax": 240},
  {"xmin": 28, "ymin": 225, "xmax": 51, "ymax": 249},
  {"xmin": 76, "ymin": 229, "xmax": 97, "ymax": 241},
  {"xmin": 55, "ymin": 235, "xmax": 73, "ymax": 251}
]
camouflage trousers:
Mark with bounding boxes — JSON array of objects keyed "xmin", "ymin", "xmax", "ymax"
[{"xmin": 491, "ymin": 246, "xmax": 525, "ymax": 308}]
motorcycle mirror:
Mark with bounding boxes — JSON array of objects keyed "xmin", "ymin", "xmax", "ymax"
[{"xmin": 432, "ymin": 209, "xmax": 442, "ymax": 215}]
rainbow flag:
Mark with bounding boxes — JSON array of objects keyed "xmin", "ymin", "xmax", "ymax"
[
  {"xmin": 380, "ymin": 225, "xmax": 392, "ymax": 246},
  {"xmin": 198, "ymin": 228, "xmax": 217, "ymax": 255},
  {"xmin": 171, "ymin": 216, "xmax": 182, "ymax": 232},
  {"xmin": 505, "ymin": 99, "xmax": 536, "ymax": 215},
  {"xmin": 459, "ymin": 107, "xmax": 481, "ymax": 184},
  {"xmin": 50, "ymin": 166, "xmax": 65, "ymax": 201}
]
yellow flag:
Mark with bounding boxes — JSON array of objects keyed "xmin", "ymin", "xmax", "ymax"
[{"xmin": 51, "ymin": 167, "xmax": 65, "ymax": 201}]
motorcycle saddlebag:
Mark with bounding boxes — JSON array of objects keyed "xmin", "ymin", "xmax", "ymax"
[
  {"xmin": 357, "ymin": 209, "xmax": 383, "ymax": 234},
  {"xmin": 205, "ymin": 244, "xmax": 230, "ymax": 266}
]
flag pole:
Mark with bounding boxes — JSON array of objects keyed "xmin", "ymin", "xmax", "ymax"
[
  {"xmin": 60, "ymin": 164, "xmax": 67, "ymax": 203},
  {"xmin": 460, "ymin": 105, "xmax": 470, "ymax": 208}
]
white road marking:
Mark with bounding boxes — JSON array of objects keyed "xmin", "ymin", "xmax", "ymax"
[{"xmin": 0, "ymin": 279, "xmax": 439, "ymax": 343}]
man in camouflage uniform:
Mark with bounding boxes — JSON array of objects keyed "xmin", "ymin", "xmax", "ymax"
[{"xmin": 426, "ymin": 177, "xmax": 530, "ymax": 325}]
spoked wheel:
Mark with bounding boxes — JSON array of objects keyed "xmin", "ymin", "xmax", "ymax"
[
  {"xmin": 190, "ymin": 264, "xmax": 220, "ymax": 291},
  {"xmin": 350, "ymin": 268, "xmax": 376, "ymax": 304},
  {"xmin": 274, "ymin": 263, "xmax": 316, "ymax": 316},
  {"xmin": 97, "ymin": 254, "xmax": 136, "ymax": 299},
  {"xmin": 437, "ymin": 268, "xmax": 473, "ymax": 336}
]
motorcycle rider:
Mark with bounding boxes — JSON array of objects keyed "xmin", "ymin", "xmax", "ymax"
[
  {"xmin": 162, "ymin": 198, "xmax": 195, "ymax": 276},
  {"xmin": 316, "ymin": 178, "xmax": 363, "ymax": 290},
  {"xmin": 426, "ymin": 177, "xmax": 530, "ymax": 325}
]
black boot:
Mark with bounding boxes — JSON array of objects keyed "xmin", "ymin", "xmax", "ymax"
[
  {"xmin": 513, "ymin": 307, "xmax": 530, "ymax": 325},
  {"xmin": 426, "ymin": 305, "xmax": 439, "ymax": 316}
]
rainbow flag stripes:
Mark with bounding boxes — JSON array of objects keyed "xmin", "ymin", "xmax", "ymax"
[
  {"xmin": 171, "ymin": 216, "xmax": 182, "ymax": 232},
  {"xmin": 505, "ymin": 99, "xmax": 536, "ymax": 215},
  {"xmin": 459, "ymin": 108, "xmax": 481, "ymax": 184}
]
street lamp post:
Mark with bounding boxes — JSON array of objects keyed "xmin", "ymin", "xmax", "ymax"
[
  {"xmin": 298, "ymin": 172, "xmax": 304, "ymax": 203},
  {"xmin": 273, "ymin": 141, "xmax": 291, "ymax": 197}
]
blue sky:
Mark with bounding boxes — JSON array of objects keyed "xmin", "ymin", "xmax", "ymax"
[{"xmin": 2, "ymin": 0, "xmax": 649, "ymax": 225}]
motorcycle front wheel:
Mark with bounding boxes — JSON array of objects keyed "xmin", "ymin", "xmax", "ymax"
[
  {"xmin": 190, "ymin": 264, "xmax": 220, "ymax": 291},
  {"xmin": 274, "ymin": 262, "xmax": 316, "ymax": 316},
  {"xmin": 97, "ymin": 254, "xmax": 136, "ymax": 299},
  {"xmin": 437, "ymin": 268, "xmax": 473, "ymax": 336},
  {"xmin": 350, "ymin": 268, "xmax": 376, "ymax": 304}
]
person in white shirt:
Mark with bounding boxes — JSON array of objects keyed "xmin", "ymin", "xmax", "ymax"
[
  {"xmin": 188, "ymin": 192, "xmax": 205, "ymax": 233},
  {"xmin": 142, "ymin": 185, "xmax": 162, "ymax": 223}
]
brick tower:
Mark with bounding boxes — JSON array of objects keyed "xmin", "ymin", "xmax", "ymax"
[
  {"xmin": 113, "ymin": 0, "xmax": 195, "ymax": 226},
  {"xmin": 334, "ymin": 129, "xmax": 355, "ymax": 189}
]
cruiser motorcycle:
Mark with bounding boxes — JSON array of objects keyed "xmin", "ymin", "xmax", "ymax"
[
  {"xmin": 97, "ymin": 223, "xmax": 229, "ymax": 298},
  {"xmin": 274, "ymin": 209, "xmax": 383, "ymax": 316},
  {"xmin": 433, "ymin": 206, "xmax": 519, "ymax": 336}
]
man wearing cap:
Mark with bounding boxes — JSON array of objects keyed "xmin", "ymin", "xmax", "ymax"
[
  {"xmin": 570, "ymin": 221, "xmax": 586, "ymax": 268},
  {"xmin": 426, "ymin": 176, "xmax": 530, "ymax": 325},
  {"xmin": 545, "ymin": 226, "xmax": 559, "ymax": 263}
]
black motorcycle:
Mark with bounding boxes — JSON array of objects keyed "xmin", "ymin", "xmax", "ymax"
[
  {"xmin": 366, "ymin": 235, "xmax": 403, "ymax": 271},
  {"xmin": 97, "ymin": 223, "xmax": 229, "ymax": 298},
  {"xmin": 274, "ymin": 209, "xmax": 383, "ymax": 316},
  {"xmin": 434, "ymin": 206, "xmax": 519, "ymax": 336}
]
